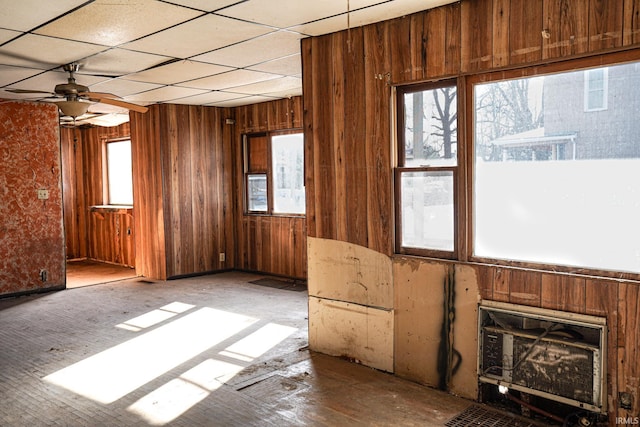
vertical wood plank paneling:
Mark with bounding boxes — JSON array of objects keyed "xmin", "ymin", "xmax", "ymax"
[
  {"xmin": 589, "ymin": 0, "xmax": 623, "ymax": 51},
  {"xmin": 426, "ymin": 6, "xmax": 447, "ymax": 78},
  {"xmin": 492, "ymin": 0, "xmax": 510, "ymax": 68},
  {"xmin": 623, "ymin": 0, "xmax": 640, "ymax": 46},
  {"xmin": 409, "ymin": 13, "xmax": 427, "ymax": 81},
  {"xmin": 314, "ymin": 36, "xmax": 337, "ymax": 241},
  {"xmin": 131, "ymin": 107, "xmax": 167, "ymax": 279},
  {"xmin": 364, "ymin": 22, "xmax": 393, "ymax": 256},
  {"xmin": 461, "ymin": 0, "xmax": 493, "ymax": 72},
  {"xmin": 542, "ymin": 0, "xmax": 590, "ymax": 59},
  {"xmin": 618, "ymin": 282, "xmax": 640, "ymax": 419},
  {"xmin": 585, "ymin": 278, "xmax": 619, "ymax": 414},
  {"xmin": 509, "ymin": 0, "xmax": 543, "ymax": 65},
  {"xmin": 302, "ymin": 37, "xmax": 317, "ymax": 239},
  {"xmin": 332, "ymin": 32, "xmax": 348, "ymax": 243},
  {"xmin": 389, "ymin": 16, "xmax": 414, "ymax": 83},
  {"xmin": 445, "ymin": 2, "xmax": 462, "ymax": 76},
  {"xmin": 475, "ymin": 265, "xmax": 495, "ymax": 300},
  {"xmin": 508, "ymin": 269, "xmax": 542, "ymax": 306},
  {"xmin": 492, "ymin": 267, "xmax": 510, "ymax": 302},
  {"xmin": 540, "ymin": 273, "xmax": 585, "ymax": 313},
  {"xmin": 234, "ymin": 96, "xmax": 306, "ymax": 279},
  {"xmin": 344, "ymin": 27, "xmax": 369, "ymax": 248}
]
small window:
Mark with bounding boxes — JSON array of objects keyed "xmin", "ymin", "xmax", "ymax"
[
  {"xmin": 395, "ymin": 81, "xmax": 458, "ymax": 257},
  {"xmin": 244, "ymin": 131, "xmax": 305, "ymax": 215},
  {"xmin": 584, "ymin": 68, "xmax": 608, "ymax": 111},
  {"xmin": 105, "ymin": 139, "xmax": 133, "ymax": 206}
]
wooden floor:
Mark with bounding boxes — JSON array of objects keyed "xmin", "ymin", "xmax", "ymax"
[
  {"xmin": 0, "ymin": 271, "xmax": 477, "ymax": 426},
  {"xmin": 66, "ymin": 259, "xmax": 136, "ymax": 288}
]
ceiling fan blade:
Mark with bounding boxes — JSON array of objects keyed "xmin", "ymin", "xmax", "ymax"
[
  {"xmin": 80, "ymin": 91, "xmax": 121, "ymax": 99},
  {"xmin": 5, "ymin": 88, "xmax": 56, "ymax": 95},
  {"xmin": 91, "ymin": 97, "xmax": 148, "ymax": 113}
]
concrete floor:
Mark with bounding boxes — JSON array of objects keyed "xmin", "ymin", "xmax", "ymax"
[{"xmin": 0, "ymin": 272, "xmax": 474, "ymax": 426}]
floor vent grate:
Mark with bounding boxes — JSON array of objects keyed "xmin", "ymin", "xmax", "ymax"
[{"xmin": 445, "ymin": 405, "xmax": 541, "ymax": 427}]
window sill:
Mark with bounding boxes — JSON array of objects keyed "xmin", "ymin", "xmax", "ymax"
[{"xmin": 90, "ymin": 205, "xmax": 133, "ymax": 215}]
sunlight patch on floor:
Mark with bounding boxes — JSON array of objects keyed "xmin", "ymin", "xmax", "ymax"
[
  {"xmin": 116, "ymin": 302, "xmax": 195, "ymax": 332},
  {"xmin": 128, "ymin": 323, "xmax": 298, "ymax": 425},
  {"xmin": 44, "ymin": 307, "xmax": 257, "ymax": 404}
]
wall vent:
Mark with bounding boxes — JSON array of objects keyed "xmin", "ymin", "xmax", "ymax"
[{"xmin": 478, "ymin": 301, "xmax": 607, "ymax": 413}]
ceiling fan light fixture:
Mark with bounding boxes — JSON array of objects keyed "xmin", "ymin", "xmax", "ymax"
[{"xmin": 55, "ymin": 100, "xmax": 90, "ymax": 118}]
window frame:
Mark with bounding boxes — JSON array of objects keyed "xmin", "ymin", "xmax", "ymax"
[
  {"xmin": 103, "ymin": 137, "xmax": 133, "ymax": 207},
  {"xmin": 465, "ymin": 51, "xmax": 640, "ymax": 280},
  {"xmin": 394, "ymin": 79, "xmax": 462, "ymax": 260},
  {"xmin": 243, "ymin": 129, "xmax": 305, "ymax": 217}
]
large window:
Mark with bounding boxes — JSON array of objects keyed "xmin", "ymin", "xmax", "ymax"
[
  {"xmin": 244, "ymin": 131, "xmax": 305, "ymax": 215},
  {"xmin": 395, "ymin": 81, "xmax": 458, "ymax": 257},
  {"xmin": 105, "ymin": 139, "xmax": 133, "ymax": 206},
  {"xmin": 473, "ymin": 60, "xmax": 640, "ymax": 274}
]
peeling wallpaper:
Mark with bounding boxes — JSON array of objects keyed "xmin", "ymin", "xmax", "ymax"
[{"xmin": 0, "ymin": 101, "xmax": 65, "ymax": 296}]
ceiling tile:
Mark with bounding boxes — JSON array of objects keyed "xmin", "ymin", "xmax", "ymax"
[
  {"xmin": 192, "ymin": 30, "xmax": 302, "ymax": 68},
  {"xmin": 125, "ymin": 85, "xmax": 209, "ymax": 103},
  {"xmin": 78, "ymin": 49, "xmax": 172, "ymax": 76},
  {"xmin": 0, "ymin": 29, "xmax": 21, "ymax": 45},
  {"xmin": 35, "ymin": 0, "xmax": 202, "ymax": 47},
  {"xmin": 88, "ymin": 78, "xmax": 163, "ymax": 97},
  {"xmin": 0, "ymin": 65, "xmax": 43, "ymax": 87},
  {"xmin": 181, "ymin": 69, "xmax": 280, "ymax": 91},
  {"xmin": 0, "ymin": 0, "xmax": 87, "ymax": 32},
  {"xmin": 214, "ymin": 94, "xmax": 276, "ymax": 107},
  {"xmin": 121, "ymin": 14, "xmax": 273, "ymax": 58},
  {"xmin": 122, "ymin": 60, "xmax": 233, "ymax": 85},
  {"xmin": 229, "ymin": 76, "xmax": 301, "ymax": 96},
  {"xmin": 8, "ymin": 70, "xmax": 109, "ymax": 93},
  {"xmin": 217, "ymin": 0, "xmax": 346, "ymax": 29},
  {"xmin": 0, "ymin": 34, "xmax": 108, "ymax": 69},
  {"xmin": 166, "ymin": 0, "xmax": 241, "ymax": 12},
  {"xmin": 291, "ymin": 0, "xmax": 453, "ymax": 36},
  {"xmin": 168, "ymin": 90, "xmax": 246, "ymax": 105},
  {"xmin": 247, "ymin": 54, "xmax": 301, "ymax": 76}
]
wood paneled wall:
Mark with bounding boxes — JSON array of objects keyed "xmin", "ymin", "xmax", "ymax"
[
  {"xmin": 60, "ymin": 123, "xmax": 134, "ymax": 266},
  {"xmin": 233, "ymin": 97, "xmax": 307, "ymax": 279},
  {"xmin": 131, "ymin": 104, "xmax": 235, "ymax": 279},
  {"xmin": 302, "ymin": 0, "xmax": 640, "ymax": 421}
]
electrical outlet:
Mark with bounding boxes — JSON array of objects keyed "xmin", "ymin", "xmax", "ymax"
[
  {"xmin": 39, "ymin": 269, "xmax": 48, "ymax": 282},
  {"xmin": 37, "ymin": 189, "xmax": 49, "ymax": 200},
  {"xmin": 219, "ymin": 253, "xmax": 225, "ymax": 262}
]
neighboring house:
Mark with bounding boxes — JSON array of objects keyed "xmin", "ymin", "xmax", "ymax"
[{"xmin": 491, "ymin": 61, "xmax": 640, "ymax": 160}]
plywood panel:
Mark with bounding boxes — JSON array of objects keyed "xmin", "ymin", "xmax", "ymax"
[
  {"xmin": 308, "ymin": 237, "xmax": 392, "ymax": 308},
  {"xmin": 309, "ymin": 296, "xmax": 394, "ymax": 372},
  {"xmin": 393, "ymin": 258, "xmax": 445, "ymax": 387}
]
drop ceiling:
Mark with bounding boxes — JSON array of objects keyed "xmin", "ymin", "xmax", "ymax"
[{"xmin": 0, "ymin": 0, "xmax": 455, "ymax": 118}]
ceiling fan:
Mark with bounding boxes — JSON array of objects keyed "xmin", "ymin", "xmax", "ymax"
[{"xmin": 4, "ymin": 62, "xmax": 148, "ymax": 119}]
